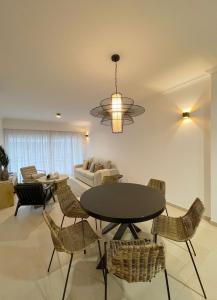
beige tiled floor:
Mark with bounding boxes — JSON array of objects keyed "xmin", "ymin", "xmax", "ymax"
[{"xmin": 0, "ymin": 199, "xmax": 216, "ymax": 300}]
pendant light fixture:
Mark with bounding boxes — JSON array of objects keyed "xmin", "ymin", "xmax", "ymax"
[{"xmin": 90, "ymin": 54, "xmax": 145, "ymax": 133}]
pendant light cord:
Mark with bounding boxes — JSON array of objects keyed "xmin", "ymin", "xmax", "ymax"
[{"xmin": 115, "ymin": 61, "xmax": 118, "ymax": 93}]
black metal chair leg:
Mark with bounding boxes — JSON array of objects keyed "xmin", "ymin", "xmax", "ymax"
[
  {"xmin": 104, "ymin": 242, "xmax": 108, "ymax": 300},
  {"xmin": 153, "ymin": 234, "xmax": 158, "ymax": 243},
  {"xmin": 62, "ymin": 254, "xmax": 73, "ymax": 300},
  {"xmin": 14, "ymin": 203, "xmax": 20, "ymax": 216},
  {"xmin": 81, "ymin": 218, "xmax": 86, "ymax": 254},
  {"xmin": 97, "ymin": 240, "xmax": 105, "ymax": 279},
  {"xmin": 95, "ymin": 219, "xmax": 98, "ymax": 230},
  {"xmin": 165, "ymin": 207, "xmax": 169, "ymax": 216},
  {"xmin": 186, "ymin": 241, "xmax": 207, "ymax": 299},
  {"xmin": 47, "ymin": 248, "xmax": 55, "ymax": 272},
  {"xmin": 164, "ymin": 269, "xmax": 171, "ymax": 300},
  {"xmin": 60, "ymin": 215, "xmax": 65, "ymax": 228},
  {"xmin": 51, "ymin": 190, "xmax": 56, "ymax": 202},
  {"xmin": 189, "ymin": 239, "xmax": 196, "ymax": 256}
]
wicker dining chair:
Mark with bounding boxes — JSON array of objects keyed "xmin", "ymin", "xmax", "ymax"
[
  {"xmin": 152, "ymin": 198, "xmax": 206, "ymax": 299},
  {"xmin": 147, "ymin": 178, "xmax": 168, "ymax": 216},
  {"xmin": 102, "ymin": 174, "xmax": 123, "ymax": 184},
  {"xmin": 56, "ymin": 184, "xmax": 89, "ymax": 228},
  {"xmin": 43, "ymin": 211, "xmax": 102, "ymax": 300},
  {"xmin": 97, "ymin": 174, "xmax": 123, "ymax": 230},
  {"xmin": 104, "ymin": 240, "xmax": 171, "ymax": 300}
]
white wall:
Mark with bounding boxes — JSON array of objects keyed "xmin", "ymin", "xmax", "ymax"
[
  {"xmin": 88, "ymin": 76, "xmax": 211, "ymax": 217},
  {"xmin": 0, "ymin": 118, "xmax": 3, "ymax": 146},
  {"xmin": 210, "ymin": 72, "xmax": 217, "ymax": 222},
  {"xmin": 3, "ymin": 118, "xmax": 85, "ymax": 133}
]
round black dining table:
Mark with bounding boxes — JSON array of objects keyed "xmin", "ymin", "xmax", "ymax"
[{"xmin": 80, "ymin": 183, "xmax": 165, "ymax": 268}]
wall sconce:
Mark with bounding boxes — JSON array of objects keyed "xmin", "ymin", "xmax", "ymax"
[
  {"xmin": 85, "ymin": 132, "xmax": 89, "ymax": 138},
  {"xmin": 182, "ymin": 112, "xmax": 190, "ymax": 119},
  {"xmin": 56, "ymin": 113, "xmax": 62, "ymax": 119}
]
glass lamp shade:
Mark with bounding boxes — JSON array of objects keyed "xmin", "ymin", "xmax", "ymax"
[
  {"xmin": 90, "ymin": 94, "xmax": 145, "ymax": 133},
  {"xmin": 111, "ymin": 93, "xmax": 123, "ymax": 133}
]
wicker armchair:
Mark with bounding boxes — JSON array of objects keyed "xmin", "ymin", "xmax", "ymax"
[
  {"xmin": 43, "ymin": 211, "xmax": 101, "ymax": 300},
  {"xmin": 104, "ymin": 240, "xmax": 171, "ymax": 300},
  {"xmin": 56, "ymin": 184, "xmax": 89, "ymax": 228},
  {"xmin": 152, "ymin": 198, "xmax": 206, "ymax": 299},
  {"xmin": 20, "ymin": 165, "xmax": 45, "ymax": 183},
  {"xmin": 147, "ymin": 178, "xmax": 168, "ymax": 216}
]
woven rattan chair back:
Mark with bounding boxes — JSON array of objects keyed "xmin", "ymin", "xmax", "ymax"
[
  {"xmin": 107, "ymin": 240, "xmax": 165, "ymax": 283},
  {"xmin": 148, "ymin": 178, "xmax": 166, "ymax": 196},
  {"xmin": 20, "ymin": 166, "xmax": 37, "ymax": 183},
  {"xmin": 102, "ymin": 174, "xmax": 122, "ymax": 184},
  {"xmin": 182, "ymin": 198, "xmax": 204, "ymax": 239},
  {"xmin": 56, "ymin": 185, "xmax": 82, "ymax": 217},
  {"xmin": 43, "ymin": 211, "xmax": 65, "ymax": 252}
]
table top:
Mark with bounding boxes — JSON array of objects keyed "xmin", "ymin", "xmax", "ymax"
[
  {"xmin": 80, "ymin": 183, "xmax": 165, "ymax": 223},
  {"xmin": 37, "ymin": 174, "xmax": 69, "ymax": 184}
]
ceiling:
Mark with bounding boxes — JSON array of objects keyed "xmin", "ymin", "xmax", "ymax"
[{"xmin": 0, "ymin": 0, "xmax": 217, "ymax": 127}]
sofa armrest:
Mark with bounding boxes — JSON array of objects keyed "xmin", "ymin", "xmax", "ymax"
[
  {"xmin": 74, "ymin": 164, "xmax": 83, "ymax": 169},
  {"xmin": 94, "ymin": 168, "xmax": 119, "ymax": 186}
]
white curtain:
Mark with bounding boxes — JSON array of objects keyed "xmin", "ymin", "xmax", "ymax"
[{"xmin": 4, "ymin": 129, "xmax": 84, "ymax": 180}]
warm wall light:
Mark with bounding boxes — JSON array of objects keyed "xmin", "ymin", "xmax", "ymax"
[
  {"xmin": 182, "ymin": 112, "xmax": 190, "ymax": 119},
  {"xmin": 85, "ymin": 132, "xmax": 89, "ymax": 138},
  {"xmin": 56, "ymin": 113, "xmax": 62, "ymax": 119}
]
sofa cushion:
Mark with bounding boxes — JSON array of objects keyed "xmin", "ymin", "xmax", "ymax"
[
  {"xmin": 94, "ymin": 164, "xmax": 104, "ymax": 172},
  {"xmin": 83, "ymin": 160, "xmax": 89, "ymax": 170},
  {"xmin": 88, "ymin": 158, "xmax": 93, "ymax": 169},
  {"xmin": 89, "ymin": 162, "xmax": 95, "ymax": 172},
  {"xmin": 97, "ymin": 159, "xmax": 111, "ymax": 169},
  {"xmin": 74, "ymin": 167, "xmax": 94, "ymax": 187}
]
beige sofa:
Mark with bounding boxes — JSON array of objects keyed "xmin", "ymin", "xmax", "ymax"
[{"xmin": 74, "ymin": 159, "xmax": 119, "ymax": 187}]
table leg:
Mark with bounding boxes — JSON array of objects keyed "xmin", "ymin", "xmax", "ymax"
[
  {"xmin": 102, "ymin": 222, "xmax": 120, "ymax": 235},
  {"xmin": 113, "ymin": 223, "xmax": 129, "ymax": 240},
  {"xmin": 133, "ymin": 224, "xmax": 141, "ymax": 233},
  {"xmin": 97, "ymin": 223, "xmax": 129, "ymax": 270},
  {"xmin": 128, "ymin": 224, "xmax": 140, "ymax": 239}
]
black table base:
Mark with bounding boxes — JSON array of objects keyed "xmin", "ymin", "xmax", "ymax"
[{"xmin": 102, "ymin": 222, "xmax": 142, "ymax": 235}]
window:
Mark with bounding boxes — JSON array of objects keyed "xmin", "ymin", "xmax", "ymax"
[{"xmin": 4, "ymin": 129, "xmax": 84, "ymax": 179}]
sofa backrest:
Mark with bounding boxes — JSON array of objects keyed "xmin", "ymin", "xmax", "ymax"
[{"xmin": 91, "ymin": 158, "xmax": 112, "ymax": 169}]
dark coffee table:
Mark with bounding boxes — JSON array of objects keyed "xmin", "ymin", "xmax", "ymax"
[{"xmin": 80, "ymin": 183, "xmax": 165, "ymax": 268}]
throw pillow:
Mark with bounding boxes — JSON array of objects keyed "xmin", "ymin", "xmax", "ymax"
[
  {"xmin": 83, "ymin": 160, "xmax": 89, "ymax": 170},
  {"xmin": 87, "ymin": 158, "xmax": 93, "ymax": 169},
  {"xmin": 94, "ymin": 164, "xmax": 104, "ymax": 172},
  {"xmin": 89, "ymin": 162, "xmax": 95, "ymax": 173}
]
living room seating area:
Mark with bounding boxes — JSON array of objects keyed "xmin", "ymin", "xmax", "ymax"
[{"xmin": 74, "ymin": 158, "xmax": 119, "ymax": 187}]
